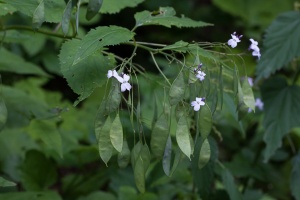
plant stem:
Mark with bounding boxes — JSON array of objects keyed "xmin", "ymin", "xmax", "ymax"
[{"xmin": 150, "ymin": 52, "xmax": 171, "ymax": 86}]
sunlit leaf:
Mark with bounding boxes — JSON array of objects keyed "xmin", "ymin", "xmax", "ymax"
[
  {"xmin": 86, "ymin": 0, "xmax": 103, "ymax": 20},
  {"xmin": 256, "ymin": 11, "xmax": 300, "ymax": 79},
  {"xmin": 291, "ymin": 152, "xmax": 300, "ymax": 200},
  {"xmin": 110, "ymin": 114, "xmax": 123, "ymax": 152},
  {"xmin": 32, "ymin": 0, "xmax": 45, "ymax": 29},
  {"xmin": 134, "ymin": 7, "xmax": 213, "ymax": 28},
  {"xmin": 199, "ymin": 104, "xmax": 212, "ymax": 139},
  {"xmin": 176, "ymin": 115, "xmax": 192, "ymax": 159},
  {"xmin": 150, "ymin": 114, "xmax": 169, "ymax": 158},
  {"xmin": 262, "ymin": 77, "xmax": 300, "ymax": 161},
  {"xmin": 72, "ymin": 26, "xmax": 134, "ymax": 65},
  {"xmin": 169, "ymin": 71, "xmax": 185, "ymax": 106},
  {"xmin": 118, "ymin": 140, "xmax": 130, "ymax": 168},
  {"xmin": 98, "ymin": 117, "xmax": 113, "ymax": 166},
  {"xmin": 198, "ymin": 138, "xmax": 210, "ymax": 169}
]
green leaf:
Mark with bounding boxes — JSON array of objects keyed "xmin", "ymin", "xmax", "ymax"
[
  {"xmin": 134, "ymin": 157, "xmax": 145, "ymax": 193},
  {"xmin": 106, "ymin": 79, "xmax": 122, "ymax": 113},
  {"xmin": 86, "ymin": 0, "xmax": 103, "ymax": 20},
  {"xmin": 20, "ymin": 150, "xmax": 57, "ymax": 191},
  {"xmin": 241, "ymin": 79, "xmax": 255, "ymax": 110},
  {"xmin": 0, "ymin": 2, "xmax": 16, "ymax": 16},
  {"xmin": 176, "ymin": 115, "xmax": 192, "ymax": 159},
  {"xmin": 32, "ymin": 0, "xmax": 45, "ymax": 29},
  {"xmin": 220, "ymin": 167, "xmax": 242, "ymax": 200},
  {"xmin": 3, "ymin": 0, "xmax": 65, "ymax": 23},
  {"xmin": 134, "ymin": 7, "xmax": 213, "ymax": 28},
  {"xmin": 110, "ymin": 114, "xmax": 123, "ymax": 152},
  {"xmin": 0, "ymin": 176, "xmax": 16, "ymax": 187},
  {"xmin": 131, "ymin": 141, "xmax": 142, "ymax": 168},
  {"xmin": 199, "ymin": 104, "xmax": 212, "ymax": 139},
  {"xmin": 198, "ymin": 138, "xmax": 211, "ymax": 169},
  {"xmin": 78, "ymin": 191, "xmax": 116, "ymax": 200},
  {"xmin": 95, "ymin": 100, "xmax": 108, "ymax": 140},
  {"xmin": 162, "ymin": 135, "xmax": 172, "ymax": 176},
  {"xmin": 27, "ymin": 120, "xmax": 63, "ymax": 157},
  {"xmin": 100, "ymin": 0, "xmax": 144, "ymax": 14},
  {"xmin": 0, "ymin": 192, "xmax": 62, "ymax": 200},
  {"xmin": 72, "ymin": 26, "xmax": 134, "ymax": 65},
  {"xmin": 139, "ymin": 144, "xmax": 151, "ymax": 172},
  {"xmin": 0, "ymin": 48, "xmax": 48, "ymax": 76},
  {"xmin": 262, "ymin": 77, "xmax": 300, "ymax": 161},
  {"xmin": 291, "ymin": 152, "xmax": 300, "ymax": 200},
  {"xmin": 0, "ymin": 98, "xmax": 7, "ymax": 131},
  {"xmin": 150, "ymin": 114, "xmax": 169, "ymax": 158},
  {"xmin": 62, "ymin": 0, "xmax": 73, "ymax": 35},
  {"xmin": 118, "ymin": 140, "xmax": 130, "ymax": 168},
  {"xmin": 256, "ymin": 11, "xmax": 300, "ymax": 79},
  {"xmin": 59, "ymin": 39, "xmax": 116, "ymax": 105},
  {"xmin": 98, "ymin": 117, "xmax": 114, "ymax": 165},
  {"xmin": 169, "ymin": 71, "xmax": 185, "ymax": 106}
]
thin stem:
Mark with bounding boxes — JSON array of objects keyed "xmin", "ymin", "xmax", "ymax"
[
  {"xmin": 135, "ymin": 41, "xmax": 167, "ymax": 47},
  {"xmin": 150, "ymin": 52, "xmax": 171, "ymax": 86}
]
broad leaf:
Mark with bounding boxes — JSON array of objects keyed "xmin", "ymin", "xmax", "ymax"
[
  {"xmin": 241, "ymin": 79, "xmax": 255, "ymax": 110},
  {"xmin": 98, "ymin": 117, "xmax": 113, "ymax": 165},
  {"xmin": 118, "ymin": 140, "xmax": 130, "ymax": 168},
  {"xmin": 100, "ymin": 0, "xmax": 144, "ymax": 14},
  {"xmin": 134, "ymin": 157, "xmax": 145, "ymax": 193},
  {"xmin": 0, "ymin": 2, "xmax": 16, "ymax": 16},
  {"xmin": 199, "ymin": 104, "xmax": 212, "ymax": 139},
  {"xmin": 169, "ymin": 71, "xmax": 185, "ymax": 106},
  {"xmin": 291, "ymin": 152, "xmax": 300, "ymax": 200},
  {"xmin": 32, "ymin": 0, "xmax": 45, "ymax": 29},
  {"xmin": 198, "ymin": 138, "xmax": 211, "ymax": 169},
  {"xmin": 256, "ymin": 11, "xmax": 300, "ymax": 79},
  {"xmin": 110, "ymin": 114, "xmax": 123, "ymax": 152},
  {"xmin": 94, "ymin": 100, "xmax": 108, "ymax": 140},
  {"xmin": 106, "ymin": 79, "xmax": 121, "ymax": 113},
  {"xmin": 0, "ymin": 48, "xmax": 48, "ymax": 76},
  {"xmin": 86, "ymin": 0, "xmax": 103, "ymax": 20},
  {"xmin": 176, "ymin": 115, "xmax": 192, "ymax": 159},
  {"xmin": 59, "ymin": 39, "xmax": 116, "ymax": 105},
  {"xmin": 261, "ymin": 77, "xmax": 300, "ymax": 161},
  {"xmin": 72, "ymin": 26, "xmax": 134, "ymax": 65},
  {"xmin": 134, "ymin": 7, "xmax": 213, "ymax": 28}
]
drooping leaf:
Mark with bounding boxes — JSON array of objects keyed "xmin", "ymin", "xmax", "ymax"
[
  {"xmin": 169, "ymin": 147, "xmax": 182, "ymax": 176},
  {"xmin": 71, "ymin": 26, "xmax": 134, "ymax": 65},
  {"xmin": 94, "ymin": 100, "xmax": 108, "ymax": 140},
  {"xmin": 241, "ymin": 79, "xmax": 255, "ymax": 110},
  {"xmin": 0, "ymin": 177, "xmax": 16, "ymax": 187},
  {"xmin": 198, "ymin": 138, "xmax": 211, "ymax": 169},
  {"xmin": 118, "ymin": 140, "xmax": 130, "ymax": 168},
  {"xmin": 27, "ymin": 120, "xmax": 63, "ymax": 157},
  {"xmin": 98, "ymin": 117, "xmax": 113, "ymax": 165},
  {"xmin": 62, "ymin": 0, "xmax": 74, "ymax": 35},
  {"xmin": 110, "ymin": 114, "xmax": 123, "ymax": 152},
  {"xmin": 169, "ymin": 71, "xmax": 185, "ymax": 106},
  {"xmin": 134, "ymin": 157, "xmax": 145, "ymax": 193},
  {"xmin": 261, "ymin": 77, "xmax": 300, "ymax": 161},
  {"xmin": 100, "ymin": 0, "xmax": 144, "ymax": 14},
  {"xmin": 139, "ymin": 144, "xmax": 151, "ymax": 172},
  {"xmin": 176, "ymin": 115, "xmax": 192, "ymax": 159},
  {"xmin": 59, "ymin": 39, "xmax": 116, "ymax": 105},
  {"xmin": 199, "ymin": 104, "xmax": 212, "ymax": 139},
  {"xmin": 20, "ymin": 150, "xmax": 57, "ymax": 191},
  {"xmin": 3, "ymin": 0, "xmax": 65, "ymax": 23},
  {"xmin": 162, "ymin": 135, "xmax": 172, "ymax": 176},
  {"xmin": 0, "ymin": 48, "xmax": 48, "ymax": 76},
  {"xmin": 131, "ymin": 141, "xmax": 142, "ymax": 168},
  {"xmin": 150, "ymin": 113, "xmax": 169, "ymax": 158},
  {"xmin": 134, "ymin": 7, "xmax": 213, "ymax": 28},
  {"xmin": 291, "ymin": 152, "xmax": 300, "ymax": 200},
  {"xmin": 86, "ymin": 0, "xmax": 103, "ymax": 20},
  {"xmin": 220, "ymin": 167, "xmax": 242, "ymax": 200},
  {"xmin": 106, "ymin": 79, "xmax": 121, "ymax": 113},
  {"xmin": 256, "ymin": 11, "xmax": 300, "ymax": 79},
  {"xmin": 237, "ymin": 80, "xmax": 250, "ymax": 121},
  {"xmin": 32, "ymin": 0, "xmax": 45, "ymax": 29}
]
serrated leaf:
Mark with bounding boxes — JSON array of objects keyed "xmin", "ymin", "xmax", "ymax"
[
  {"xmin": 3, "ymin": 0, "xmax": 65, "ymax": 23},
  {"xmin": 169, "ymin": 71, "xmax": 185, "ymax": 106},
  {"xmin": 59, "ymin": 39, "xmax": 116, "ymax": 105},
  {"xmin": 256, "ymin": 11, "xmax": 300, "ymax": 79},
  {"xmin": 150, "ymin": 114, "xmax": 169, "ymax": 158},
  {"xmin": 291, "ymin": 152, "xmax": 300, "ymax": 200},
  {"xmin": 262, "ymin": 77, "xmax": 300, "ymax": 162},
  {"xmin": 32, "ymin": 0, "xmax": 45, "ymax": 29},
  {"xmin": 0, "ymin": 177, "xmax": 16, "ymax": 187},
  {"xmin": 0, "ymin": 2, "xmax": 16, "ymax": 16},
  {"xmin": 110, "ymin": 114, "xmax": 123, "ymax": 152},
  {"xmin": 98, "ymin": 117, "xmax": 113, "ymax": 165},
  {"xmin": 221, "ymin": 167, "xmax": 242, "ymax": 200},
  {"xmin": 72, "ymin": 26, "xmax": 134, "ymax": 65},
  {"xmin": 0, "ymin": 48, "xmax": 48, "ymax": 76},
  {"xmin": 86, "ymin": 0, "xmax": 103, "ymax": 20},
  {"xmin": 27, "ymin": 120, "xmax": 63, "ymax": 157},
  {"xmin": 118, "ymin": 140, "xmax": 130, "ymax": 168},
  {"xmin": 100, "ymin": 0, "xmax": 144, "ymax": 14},
  {"xmin": 62, "ymin": 0, "xmax": 73, "ymax": 35},
  {"xmin": 134, "ymin": 7, "xmax": 213, "ymax": 28},
  {"xmin": 199, "ymin": 104, "xmax": 212, "ymax": 139},
  {"xmin": 176, "ymin": 115, "xmax": 192, "ymax": 159},
  {"xmin": 162, "ymin": 135, "xmax": 172, "ymax": 176},
  {"xmin": 198, "ymin": 138, "xmax": 211, "ymax": 169}
]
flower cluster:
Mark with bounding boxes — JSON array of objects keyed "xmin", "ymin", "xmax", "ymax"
[
  {"xmin": 194, "ymin": 63, "xmax": 206, "ymax": 82},
  {"xmin": 107, "ymin": 70, "xmax": 132, "ymax": 92},
  {"xmin": 191, "ymin": 97, "xmax": 205, "ymax": 111}
]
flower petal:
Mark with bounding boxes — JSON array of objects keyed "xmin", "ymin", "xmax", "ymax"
[
  {"xmin": 193, "ymin": 104, "xmax": 200, "ymax": 111},
  {"xmin": 123, "ymin": 74, "xmax": 130, "ymax": 82}
]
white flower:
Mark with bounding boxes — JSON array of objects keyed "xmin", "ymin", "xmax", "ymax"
[
  {"xmin": 191, "ymin": 97, "xmax": 205, "ymax": 111},
  {"xmin": 107, "ymin": 69, "xmax": 124, "ymax": 83},
  {"xmin": 247, "ymin": 77, "xmax": 253, "ymax": 87},
  {"xmin": 252, "ymin": 50, "xmax": 261, "ymax": 60},
  {"xmin": 120, "ymin": 74, "xmax": 132, "ymax": 92},
  {"xmin": 196, "ymin": 70, "xmax": 206, "ymax": 81},
  {"xmin": 249, "ymin": 39, "xmax": 261, "ymax": 59},
  {"xmin": 228, "ymin": 32, "xmax": 242, "ymax": 48}
]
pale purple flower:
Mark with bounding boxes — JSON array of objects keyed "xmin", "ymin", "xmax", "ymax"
[
  {"xmin": 228, "ymin": 32, "xmax": 242, "ymax": 48},
  {"xmin": 248, "ymin": 98, "xmax": 264, "ymax": 112},
  {"xmin": 247, "ymin": 77, "xmax": 253, "ymax": 87},
  {"xmin": 191, "ymin": 97, "xmax": 205, "ymax": 111},
  {"xmin": 196, "ymin": 70, "xmax": 206, "ymax": 81},
  {"xmin": 249, "ymin": 39, "xmax": 261, "ymax": 59},
  {"xmin": 120, "ymin": 74, "xmax": 132, "ymax": 92},
  {"xmin": 252, "ymin": 50, "xmax": 261, "ymax": 60},
  {"xmin": 107, "ymin": 70, "xmax": 118, "ymax": 78}
]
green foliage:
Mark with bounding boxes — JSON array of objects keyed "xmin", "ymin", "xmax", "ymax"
[
  {"xmin": 110, "ymin": 114, "xmax": 123, "ymax": 152},
  {"xmin": 291, "ymin": 152, "xmax": 300, "ymax": 200},
  {"xmin": 100, "ymin": 0, "xmax": 144, "ymax": 14},
  {"xmin": 0, "ymin": 176, "xmax": 16, "ymax": 187},
  {"xmin": 169, "ymin": 71, "xmax": 185, "ymax": 106},
  {"xmin": 86, "ymin": 0, "xmax": 103, "ymax": 20},
  {"xmin": 261, "ymin": 76, "xmax": 300, "ymax": 161},
  {"xmin": 176, "ymin": 115, "xmax": 192, "ymax": 159},
  {"xmin": 256, "ymin": 11, "xmax": 300, "ymax": 79},
  {"xmin": 220, "ymin": 166, "xmax": 243, "ymax": 200},
  {"xmin": 134, "ymin": 7, "xmax": 213, "ymax": 28}
]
